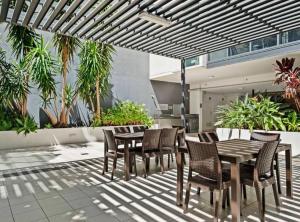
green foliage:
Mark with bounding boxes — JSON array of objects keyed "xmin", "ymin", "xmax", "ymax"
[
  {"xmin": 283, "ymin": 111, "xmax": 300, "ymax": 132},
  {"xmin": 25, "ymin": 38, "xmax": 57, "ymax": 107},
  {"xmin": 77, "ymin": 40, "xmax": 115, "ymax": 116},
  {"xmin": 64, "ymin": 84, "xmax": 74, "ymax": 109},
  {"xmin": 0, "ymin": 48, "xmax": 28, "ymax": 111},
  {"xmin": 16, "ymin": 116, "xmax": 38, "ymax": 135},
  {"xmin": 101, "ymin": 101, "xmax": 154, "ymax": 127},
  {"xmin": 7, "ymin": 24, "xmax": 39, "ymax": 59},
  {"xmin": 44, "ymin": 123, "xmax": 53, "ymax": 129},
  {"xmin": 215, "ymin": 95, "xmax": 288, "ymax": 131},
  {"xmin": 0, "ymin": 106, "xmax": 15, "ymax": 131},
  {"xmin": 53, "ymin": 33, "xmax": 81, "ymax": 65}
]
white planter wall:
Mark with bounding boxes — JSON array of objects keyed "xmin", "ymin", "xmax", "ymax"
[
  {"xmin": 217, "ymin": 128, "xmax": 300, "ymax": 156},
  {"xmin": 0, "ymin": 126, "xmax": 139, "ymax": 150}
]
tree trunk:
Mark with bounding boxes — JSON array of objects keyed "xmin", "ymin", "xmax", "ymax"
[
  {"xmin": 59, "ymin": 47, "xmax": 69, "ymax": 127},
  {"xmin": 96, "ymin": 77, "xmax": 101, "ymax": 119}
]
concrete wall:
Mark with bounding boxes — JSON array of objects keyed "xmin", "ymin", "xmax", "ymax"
[{"xmin": 0, "ymin": 23, "xmax": 161, "ymax": 123}]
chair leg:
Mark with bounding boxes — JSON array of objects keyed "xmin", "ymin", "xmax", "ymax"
[
  {"xmin": 160, "ymin": 154, "xmax": 165, "ymax": 173},
  {"xmin": 275, "ymin": 154, "xmax": 282, "ymax": 194},
  {"xmin": 146, "ymin": 157, "xmax": 150, "ymax": 173},
  {"xmin": 171, "ymin": 152, "xmax": 174, "ymax": 162},
  {"xmin": 243, "ymin": 184, "xmax": 247, "ymax": 200},
  {"xmin": 142, "ymin": 157, "xmax": 147, "ymax": 178},
  {"xmin": 227, "ymin": 188, "xmax": 230, "ymax": 207},
  {"xmin": 262, "ymin": 188, "xmax": 265, "ymax": 214},
  {"xmin": 155, "ymin": 156, "xmax": 159, "ymax": 166},
  {"xmin": 184, "ymin": 182, "xmax": 191, "ymax": 213},
  {"xmin": 222, "ymin": 189, "xmax": 227, "ymax": 209},
  {"xmin": 272, "ymin": 182, "xmax": 281, "ymax": 207},
  {"xmin": 168, "ymin": 153, "xmax": 170, "ymax": 168},
  {"xmin": 210, "ymin": 191, "xmax": 214, "ymax": 205},
  {"xmin": 197, "ymin": 187, "xmax": 201, "ymax": 195},
  {"xmin": 214, "ymin": 190, "xmax": 222, "ymax": 222},
  {"xmin": 133, "ymin": 154, "xmax": 137, "ymax": 176},
  {"xmin": 254, "ymin": 186, "xmax": 264, "ymax": 221},
  {"xmin": 102, "ymin": 155, "xmax": 107, "ymax": 175},
  {"xmin": 111, "ymin": 157, "xmax": 117, "ymax": 180},
  {"xmin": 183, "ymin": 154, "xmax": 186, "ymax": 165}
]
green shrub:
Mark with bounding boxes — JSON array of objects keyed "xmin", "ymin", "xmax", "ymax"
[
  {"xmin": 16, "ymin": 116, "xmax": 38, "ymax": 135},
  {"xmin": 100, "ymin": 100, "xmax": 153, "ymax": 127},
  {"xmin": 215, "ymin": 95, "xmax": 289, "ymax": 131}
]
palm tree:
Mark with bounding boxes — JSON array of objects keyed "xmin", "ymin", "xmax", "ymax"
[
  {"xmin": 53, "ymin": 33, "xmax": 81, "ymax": 127},
  {"xmin": 0, "ymin": 48, "xmax": 28, "ymax": 115},
  {"xmin": 25, "ymin": 37, "xmax": 58, "ymax": 125},
  {"xmin": 7, "ymin": 24, "xmax": 39, "ymax": 116},
  {"xmin": 78, "ymin": 40, "xmax": 114, "ymax": 122}
]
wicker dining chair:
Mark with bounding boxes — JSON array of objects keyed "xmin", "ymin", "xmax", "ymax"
[
  {"xmin": 160, "ymin": 128, "xmax": 178, "ymax": 169},
  {"xmin": 102, "ymin": 130, "xmax": 137, "ymax": 180},
  {"xmin": 240, "ymin": 140, "xmax": 280, "ymax": 220},
  {"xmin": 132, "ymin": 125, "xmax": 148, "ymax": 147},
  {"xmin": 249, "ymin": 132, "xmax": 282, "ymax": 195},
  {"xmin": 135, "ymin": 129, "xmax": 162, "ymax": 178},
  {"xmin": 114, "ymin": 126, "xmax": 131, "ymax": 134},
  {"xmin": 133, "ymin": 125, "xmax": 148, "ymax": 132},
  {"xmin": 198, "ymin": 131, "xmax": 229, "ymax": 208},
  {"xmin": 198, "ymin": 132, "xmax": 210, "ymax": 142},
  {"xmin": 184, "ymin": 140, "xmax": 231, "ymax": 222}
]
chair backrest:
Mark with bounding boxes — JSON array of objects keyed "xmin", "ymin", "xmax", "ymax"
[
  {"xmin": 133, "ymin": 125, "xmax": 148, "ymax": 132},
  {"xmin": 172, "ymin": 126, "xmax": 185, "ymax": 147},
  {"xmin": 186, "ymin": 140, "xmax": 222, "ymax": 185},
  {"xmin": 114, "ymin": 126, "xmax": 131, "ymax": 134},
  {"xmin": 103, "ymin": 130, "xmax": 118, "ymax": 151},
  {"xmin": 198, "ymin": 132, "xmax": 210, "ymax": 142},
  {"xmin": 255, "ymin": 141, "xmax": 279, "ymax": 180},
  {"xmin": 142, "ymin": 129, "xmax": 161, "ymax": 151},
  {"xmin": 206, "ymin": 131, "xmax": 219, "ymax": 142},
  {"xmin": 160, "ymin": 128, "xmax": 178, "ymax": 148},
  {"xmin": 250, "ymin": 132, "xmax": 280, "ymax": 142}
]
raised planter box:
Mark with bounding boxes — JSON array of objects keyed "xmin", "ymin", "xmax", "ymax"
[
  {"xmin": 217, "ymin": 128, "xmax": 300, "ymax": 156},
  {"xmin": 0, "ymin": 125, "xmax": 141, "ymax": 150}
]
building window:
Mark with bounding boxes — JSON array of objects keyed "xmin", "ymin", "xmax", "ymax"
[
  {"xmin": 185, "ymin": 57, "xmax": 199, "ymax": 67},
  {"xmin": 281, "ymin": 28, "xmax": 300, "ymax": 44},
  {"xmin": 251, "ymin": 35, "xmax": 277, "ymax": 51},
  {"xmin": 228, "ymin": 43, "xmax": 249, "ymax": 56},
  {"xmin": 208, "ymin": 49, "xmax": 227, "ymax": 61}
]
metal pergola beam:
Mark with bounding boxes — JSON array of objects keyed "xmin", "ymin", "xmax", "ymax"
[
  {"xmin": 1, "ymin": 0, "xmax": 300, "ymax": 60},
  {"xmin": 0, "ymin": 0, "xmax": 10, "ymax": 22}
]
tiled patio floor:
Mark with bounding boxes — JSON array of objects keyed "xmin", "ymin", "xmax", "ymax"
[
  {"xmin": 0, "ymin": 142, "xmax": 104, "ymax": 171},
  {"xmin": 0, "ymin": 147, "xmax": 299, "ymax": 222}
]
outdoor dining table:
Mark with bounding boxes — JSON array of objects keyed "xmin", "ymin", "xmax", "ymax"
[
  {"xmin": 114, "ymin": 132, "xmax": 144, "ymax": 181},
  {"xmin": 176, "ymin": 138, "xmax": 293, "ymax": 222}
]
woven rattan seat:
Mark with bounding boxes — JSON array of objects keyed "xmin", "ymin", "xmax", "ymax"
[
  {"xmin": 248, "ymin": 132, "xmax": 282, "ymax": 195},
  {"xmin": 184, "ymin": 140, "xmax": 231, "ymax": 221},
  {"xmin": 240, "ymin": 140, "xmax": 280, "ymax": 220},
  {"xmin": 102, "ymin": 130, "xmax": 137, "ymax": 180},
  {"xmin": 135, "ymin": 129, "xmax": 162, "ymax": 177},
  {"xmin": 160, "ymin": 128, "xmax": 178, "ymax": 168}
]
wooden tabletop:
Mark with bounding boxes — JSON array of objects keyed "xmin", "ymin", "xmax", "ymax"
[
  {"xmin": 114, "ymin": 132, "xmax": 144, "ymax": 140},
  {"xmin": 179, "ymin": 139, "xmax": 292, "ymax": 163}
]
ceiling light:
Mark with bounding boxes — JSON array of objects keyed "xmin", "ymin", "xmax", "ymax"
[{"xmin": 138, "ymin": 12, "xmax": 172, "ymax": 27}]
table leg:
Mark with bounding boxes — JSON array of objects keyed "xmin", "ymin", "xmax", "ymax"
[
  {"xmin": 124, "ymin": 140, "xmax": 130, "ymax": 181},
  {"xmin": 176, "ymin": 151, "xmax": 184, "ymax": 206},
  {"xmin": 231, "ymin": 162, "xmax": 241, "ymax": 222},
  {"xmin": 285, "ymin": 148, "xmax": 293, "ymax": 198}
]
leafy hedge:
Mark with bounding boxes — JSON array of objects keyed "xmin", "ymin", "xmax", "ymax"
[
  {"xmin": 215, "ymin": 95, "xmax": 300, "ymax": 132},
  {"xmin": 101, "ymin": 100, "xmax": 153, "ymax": 127}
]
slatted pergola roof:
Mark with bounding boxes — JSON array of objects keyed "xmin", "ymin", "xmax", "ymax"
[{"xmin": 1, "ymin": 0, "xmax": 300, "ymax": 59}]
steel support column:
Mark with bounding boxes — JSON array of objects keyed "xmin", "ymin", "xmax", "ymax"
[{"xmin": 180, "ymin": 59, "xmax": 187, "ymax": 130}]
